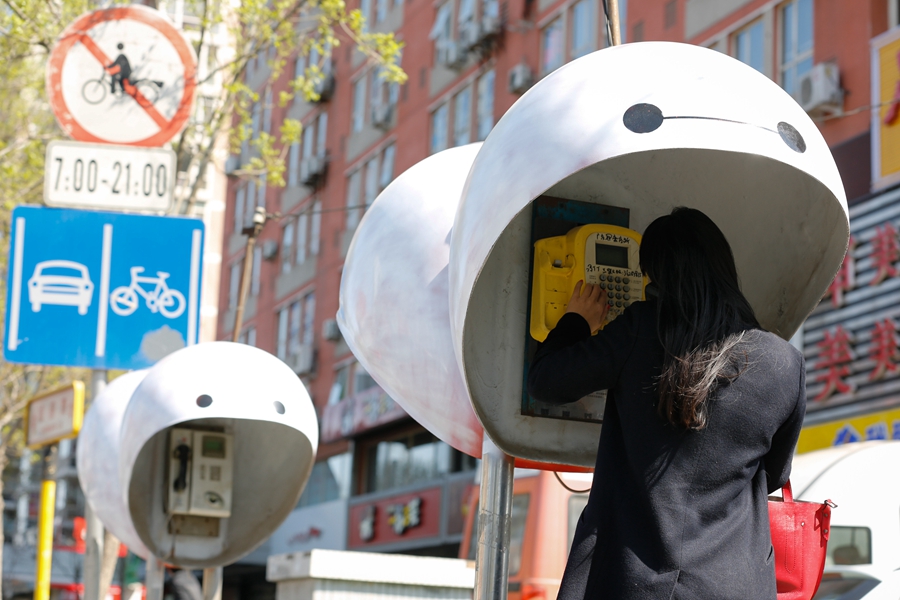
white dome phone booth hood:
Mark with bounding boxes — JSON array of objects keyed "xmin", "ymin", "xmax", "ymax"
[
  {"xmin": 77, "ymin": 369, "xmax": 151, "ymax": 558},
  {"xmin": 448, "ymin": 42, "xmax": 849, "ymax": 467},
  {"xmin": 118, "ymin": 342, "xmax": 318, "ymax": 567}
]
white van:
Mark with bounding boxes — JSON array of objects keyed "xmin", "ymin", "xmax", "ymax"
[{"xmin": 791, "ymin": 441, "xmax": 900, "ymax": 599}]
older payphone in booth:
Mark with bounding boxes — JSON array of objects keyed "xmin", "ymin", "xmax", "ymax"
[{"xmin": 167, "ymin": 428, "xmax": 234, "ymax": 520}]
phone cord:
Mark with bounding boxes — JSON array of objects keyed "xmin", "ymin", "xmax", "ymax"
[{"xmin": 553, "ymin": 470, "xmax": 591, "ymax": 494}]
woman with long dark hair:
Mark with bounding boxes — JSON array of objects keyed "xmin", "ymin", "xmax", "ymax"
[{"xmin": 528, "ymin": 207, "xmax": 805, "ymax": 600}]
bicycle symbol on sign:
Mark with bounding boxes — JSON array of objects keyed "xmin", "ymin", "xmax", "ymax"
[{"xmin": 110, "ymin": 266, "xmax": 186, "ymax": 319}]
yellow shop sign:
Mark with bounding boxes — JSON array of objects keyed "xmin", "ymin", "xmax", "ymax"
[{"xmin": 798, "ymin": 407, "xmax": 900, "ymax": 454}]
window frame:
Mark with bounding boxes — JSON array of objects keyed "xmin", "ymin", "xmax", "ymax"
[
  {"xmin": 541, "ymin": 17, "xmax": 565, "ymax": 75},
  {"xmin": 778, "ymin": 0, "xmax": 814, "ymax": 97}
]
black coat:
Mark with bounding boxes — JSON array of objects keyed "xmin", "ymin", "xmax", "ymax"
[{"xmin": 527, "ymin": 300, "xmax": 805, "ymax": 600}]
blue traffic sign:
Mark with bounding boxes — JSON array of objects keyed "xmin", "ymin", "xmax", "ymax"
[{"xmin": 4, "ymin": 206, "xmax": 204, "ymax": 369}]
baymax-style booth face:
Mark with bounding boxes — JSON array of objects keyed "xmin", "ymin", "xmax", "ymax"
[
  {"xmin": 448, "ymin": 41, "xmax": 849, "ymax": 467},
  {"xmin": 77, "ymin": 369, "xmax": 151, "ymax": 558},
  {"xmin": 338, "ymin": 144, "xmax": 485, "ymax": 459},
  {"xmin": 118, "ymin": 342, "xmax": 318, "ymax": 568}
]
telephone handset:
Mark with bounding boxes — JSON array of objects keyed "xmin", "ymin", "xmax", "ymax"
[{"xmin": 530, "ymin": 224, "xmax": 647, "ymax": 342}]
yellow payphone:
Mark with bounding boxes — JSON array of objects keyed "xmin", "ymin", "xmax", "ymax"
[{"xmin": 530, "ymin": 224, "xmax": 647, "ymax": 342}]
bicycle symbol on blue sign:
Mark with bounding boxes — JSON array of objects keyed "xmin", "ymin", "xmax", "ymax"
[
  {"xmin": 3, "ymin": 206, "xmax": 204, "ymax": 370},
  {"xmin": 110, "ymin": 267, "xmax": 186, "ymax": 318}
]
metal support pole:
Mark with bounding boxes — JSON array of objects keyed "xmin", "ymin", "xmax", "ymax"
[
  {"xmin": 202, "ymin": 567, "xmax": 223, "ymax": 600},
  {"xmin": 34, "ymin": 446, "xmax": 58, "ymax": 600},
  {"xmin": 232, "ymin": 207, "xmax": 266, "ymax": 343},
  {"xmin": 608, "ymin": 0, "xmax": 622, "ymax": 46},
  {"xmin": 83, "ymin": 370, "xmax": 108, "ymax": 600},
  {"xmin": 474, "ymin": 436, "xmax": 515, "ymax": 600},
  {"xmin": 145, "ymin": 555, "xmax": 166, "ymax": 600}
]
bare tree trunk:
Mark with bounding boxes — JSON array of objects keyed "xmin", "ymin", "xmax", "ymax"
[{"xmin": 99, "ymin": 531, "xmax": 121, "ymax": 599}]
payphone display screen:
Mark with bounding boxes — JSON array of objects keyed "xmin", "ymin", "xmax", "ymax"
[
  {"xmin": 595, "ymin": 243, "xmax": 629, "ymax": 268},
  {"xmin": 202, "ymin": 435, "xmax": 226, "ymax": 458}
]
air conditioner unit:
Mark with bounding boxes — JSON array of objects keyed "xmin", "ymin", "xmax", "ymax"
[
  {"xmin": 261, "ymin": 240, "xmax": 279, "ymax": 261},
  {"xmin": 313, "ymin": 70, "xmax": 335, "ymax": 103},
  {"xmin": 459, "ymin": 20, "xmax": 481, "ymax": 49},
  {"xmin": 225, "ymin": 155, "xmax": 240, "ymax": 175},
  {"xmin": 480, "ymin": 15, "xmax": 502, "ymax": 37},
  {"xmin": 301, "ymin": 155, "xmax": 328, "ymax": 187},
  {"xmin": 441, "ymin": 40, "xmax": 468, "ymax": 70},
  {"xmin": 371, "ymin": 103, "xmax": 394, "ymax": 130},
  {"xmin": 508, "ymin": 63, "xmax": 533, "ymax": 95},
  {"xmin": 288, "ymin": 344, "xmax": 315, "ymax": 375},
  {"xmin": 794, "ymin": 63, "xmax": 842, "ymax": 115},
  {"xmin": 322, "ymin": 318, "xmax": 342, "ymax": 341}
]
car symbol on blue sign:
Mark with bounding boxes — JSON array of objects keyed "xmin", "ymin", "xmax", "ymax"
[{"xmin": 4, "ymin": 206, "xmax": 204, "ymax": 370}]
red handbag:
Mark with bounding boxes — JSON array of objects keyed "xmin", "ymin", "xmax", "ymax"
[{"xmin": 768, "ymin": 480, "xmax": 836, "ymax": 600}]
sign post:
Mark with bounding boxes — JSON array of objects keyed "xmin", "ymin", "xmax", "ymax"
[
  {"xmin": 35, "ymin": 7, "xmax": 200, "ymax": 600},
  {"xmin": 25, "ymin": 382, "xmax": 85, "ymax": 600}
]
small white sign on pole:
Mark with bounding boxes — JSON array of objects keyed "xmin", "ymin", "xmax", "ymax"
[
  {"xmin": 26, "ymin": 381, "xmax": 85, "ymax": 448},
  {"xmin": 44, "ymin": 140, "xmax": 176, "ymax": 211}
]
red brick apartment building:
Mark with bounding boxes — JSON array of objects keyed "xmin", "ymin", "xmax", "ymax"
[{"xmin": 219, "ymin": 0, "xmax": 900, "ymax": 593}]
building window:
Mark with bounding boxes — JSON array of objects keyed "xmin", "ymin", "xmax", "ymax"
[
  {"xmin": 364, "ymin": 157, "xmax": 379, "ymax": 207},
  {"xmin": 251, "ymin": 100, "xmax": 261, "ymax": 140},
  {"xmin": 376, "ymin": 0, "xmax": 389, "ymax": 23},
  {"xmin": 250, "ymin": 246, "xmax": 262, "ymax": 296},
  {"xmin": 238, "ymin": 327, "xmax": 256, "ymax": 346},
  {"xmin": 780, "ymin": 0, "xmax": 813, "ymax": 97},
  {"xmin": 316, "ymin": 112, "xmax": 328, "ymax": 158},
  {"xmin": 664, "ymin": 0, "xmax": 676, "ymax": 29},
  {"xmin": 234, "ymin": 186, "xmax": 246, "ymax": 234},
  {"xmin": 346, "ymin": 170, "xmax": 363, "ymax": 229},
  {"xmin": 288, "ymin": 141, "xmax": 300, "ymax": 187},
  {"xmin": 476, "ymin": 70, "xmax": 495, "ymax": 141},
  {"xmin": 734, "ymin": 19, "xmax": 765, "ymax": 74},
  {"xmin": 303, "ymin": 292, "xmax": 316, "ymax": 345},
  {"xmin": 229, "ymin": 262, "xmax": 241, "ymax": 310},
  {"xmin": 277, "ymin": 308, "xmax": 288, "ymax": 359},
  {"xmin": 632, "ymin": 19, "xmax": 644, "ymax": 42},
  {"xmin": 453, "ymin": 87, "xmax": 472, "ymax": 147},
  {"xmin": 379, "ymin": 145, "xmax": 395, "ymax": 189},
  {"xmin": 361, "ymin": 0, "xmax": 373, "ymax": 29},
  {"xmin": 458, "ymin": 0, "xmax": 476, "ymax": 37},
  {"xmin": 352, "ymin": 76, "xmax": 367, "ymax": 133},
  {"xmin": 329, "ymin": 363, "xmax": 352, "ymax": 404},
  {"xmin": 430, "ymin": 3, "xmax": 454, "ymax": 65},
  {"xmin": 276, "ymin": 291, "xmax": 315, "ymax": 364},
  {"xmin": 431, "ymin": 104, "xmax": 449, "ymax": 153},
  {"xmin": 296, "ymin": 212, "xmax": 309, "ymax": 265},
  {"xmin": 570, "ymin": 0, "xmax": 594, "ymax": 59},
  {"xmin": 282, "ymin": 221, "xmax": 295, "ymax": 274},
  {"xmin": 263, "ymin": 88, "xmax": 273, "ymax": 134},
  {"xmin": 363, "ymin": 430, "xmax": 478, "ymax": 494},
  {"xmin": 541, "ymin": 18, "xmax": 565, "ymax": 75},
  {"xmin": 296, "ymin": 453, "xmax": 352, "ymax": 508},
  {"xmin": 257, "ymin": 179, "xmax": 267, "ymax": 210},
  {"xmin": 311, "ymin": 201, "xmax": 322, "ymax": 256}
]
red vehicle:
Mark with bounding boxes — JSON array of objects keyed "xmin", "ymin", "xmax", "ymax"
[{"xmin": 459, "ymin": 470, "xmax": 592, "ymax": 600}]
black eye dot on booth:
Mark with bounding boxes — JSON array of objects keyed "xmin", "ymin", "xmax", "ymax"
[
  {"xmin": 623, "ymin": 103, "xmax": 665, "ymax": 133},
  {"xmin": 777, "ymin": 122, "xmax": 806, "ymax": 153},
  {"xmin": 196, "ymin": 394, "xmax": 213, "ymax": 408},
  {"xmin": 274, "ymin": 401, "xmax": 286, "ymax": 415}
]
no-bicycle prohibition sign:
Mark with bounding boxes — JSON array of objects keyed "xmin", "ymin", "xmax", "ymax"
[{"xmin": 46, "ymin": 5, "xmax": 197, "ymax": 147}]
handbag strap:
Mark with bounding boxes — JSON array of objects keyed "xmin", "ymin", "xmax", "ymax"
[{"xmin": 782, "ymin": 479, "xmax": 793, "ymax": 503}]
